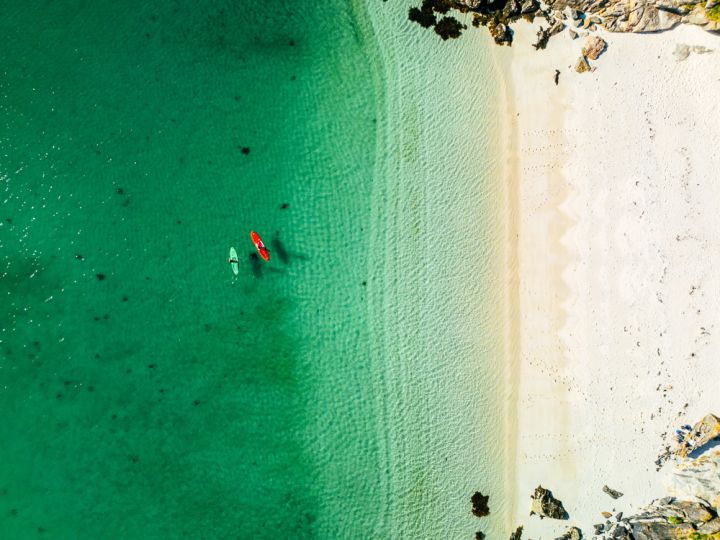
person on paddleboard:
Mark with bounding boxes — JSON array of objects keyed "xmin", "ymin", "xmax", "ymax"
[
  {"xmin": 250, "ymin": 230, "xmax": 270, "ymax": 262},
  {"xmin": 228, "ymin": 256, "xmax": 239, "ymax": 264}
]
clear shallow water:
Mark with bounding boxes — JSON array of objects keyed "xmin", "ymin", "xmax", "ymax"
[{"xmin": 0, "ymin": 1, "xmax": 507, "ymax": 538}]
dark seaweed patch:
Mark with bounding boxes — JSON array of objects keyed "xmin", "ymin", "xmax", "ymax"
[
  {"xmin": 408, "ymin": 5, "xmax": 436, "ymax": 27},
  {"xmin": 434, "ymin": 16, "xmax": 466, "ymax": 40}
]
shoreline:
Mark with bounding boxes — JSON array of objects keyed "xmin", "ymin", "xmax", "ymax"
[
  {"xmin": 497, "ymin": 20, "xmax": 720, "ymax": 537},
  {"xmin": 363, "ymin": 4, "xmax": 520, "ymax": 537},
  {"xmin": 494, "ymin": 40, "xmax": 521, "ymax": 535}
]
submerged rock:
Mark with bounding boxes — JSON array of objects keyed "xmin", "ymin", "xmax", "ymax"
[
  {"xmin": 509, "ymin": 525, "xmax": 523, "ymax": 540},
  {"xmin": 434, "ymin": 16, "xmax": 466, "ymax": 39},
  {"xmin": 530, "ymin": 485, "xmax": 568, "ymax": 520},
  {"xmin": 471, "ymin": 491, "xmax": 490, "ymax": 518},
  {"xmin": 408, "ymin": 5, "xmax": 436, "ymax": 28}
]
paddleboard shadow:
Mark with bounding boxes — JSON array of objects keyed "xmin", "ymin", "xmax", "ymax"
[{"xmin": 271, "ymin": 234, "xmax": 308, "ymax": 265}]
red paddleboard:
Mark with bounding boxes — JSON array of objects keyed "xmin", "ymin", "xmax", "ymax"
[{"xmin": 250, "ymin": 231, "xmax": 270, "ymax": 262}]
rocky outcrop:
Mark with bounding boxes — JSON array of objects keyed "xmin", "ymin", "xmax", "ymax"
[
  {"xmin": 537, "ymin": 414, "xmax": 720, "ymax": 540},
  {"xmin": 408, "ymin": 0, "xmax": 720, "ymax": 44},
  {"xmin": 509, "ymin": 525, "xmax": 523, "ymax": 540},
  {"xmin": 555, "ymin": 526, "xmax": 582, "ymax": 540},
  {"xmin": 591, "ymin": 496, "xmax": 718, "ymax": 539},
  {"xmin": 530, "ymin": 485, "xmax": 569, "ymax": 519},
  {"xmin": 544, "ymin": 0, "xmax": 720, "ymax": 32},
  {"xmin": 471, "ymin": 491, "xmax": 490, "ymax": 517},
  {"xmin": 671, "ymin": 448, "xmax": 720, "ymax": 507},
  {"xmin": 677, "ymin": 413, "xmax": 720, "ymax": 457}
]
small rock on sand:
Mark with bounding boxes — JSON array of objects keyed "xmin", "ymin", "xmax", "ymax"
[
  {"xmin": 582, "ymin": 35, "xmax": 607, "ymax": 60},
  {"xmin": 603, "ymin": 485, "xmax": 624, "ymax": 499},
  {"xmin": 575, "ymin": 56, "xmax": 591, "ymax": 73}
]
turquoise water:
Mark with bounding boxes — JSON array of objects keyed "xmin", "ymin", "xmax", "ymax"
[{"xmin": 0, "ymin": 1, "xmax": 507, "ymax": 538}]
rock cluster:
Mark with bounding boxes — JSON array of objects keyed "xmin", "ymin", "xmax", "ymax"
[
  {"xmin": 555, "ymin": 526, "xmax": 582, "ymax": 539},
  {"xmin": 544, "ymin": 0, "xmax": 720, "ymax": 32},
  {"xmin": 408, "ymin": 0, "xmax": 468, "ymax": 40},
  {"xmin": 594, "ymin": 414, "xmax": 720, "ymax": 539},
  {"xmin": 671, "ymin": 449, "xmax": 720, "ymax": 508},
  {"xmin": 530, "ymin": 485, "xmax": 569, "ymax": 520},
  {"xmin": 407, "ymin": 0, "xmax": 719, "ymax": 44},
  {"xmin": 677, "ymin": 413, "xmax": 720, "ymax": 457},
  {"xmin": 593, "ymin": 497, "xmax": 720, "ymax": 540},
  {"xmin": 574, "ymin": 35, "xmax": 607, "ymax": 72}
]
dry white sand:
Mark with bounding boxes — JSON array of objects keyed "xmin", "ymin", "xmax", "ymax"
[{"xmin": 494, "ymin": 20, "xmax": 720, "ymax": 538}]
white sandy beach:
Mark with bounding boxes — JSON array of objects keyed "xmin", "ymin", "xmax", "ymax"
[{"xmin": 496, "ymin": 21, "xmax": 720, "ymax": 538}]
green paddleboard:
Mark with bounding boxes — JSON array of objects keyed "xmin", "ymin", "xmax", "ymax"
[{"xmin": 229, "ymin": 247, "xmax": 239, "ymax": 275}]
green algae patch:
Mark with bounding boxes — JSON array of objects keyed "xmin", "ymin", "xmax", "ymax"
[{"xmin": 706, "ymin": 5, "xmax": 720, "ymax": 22}]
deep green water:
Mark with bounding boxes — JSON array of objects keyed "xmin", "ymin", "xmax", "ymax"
[{"xmin": 0, "ymin": 1, "xmax": 506, "ymax": 538}]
